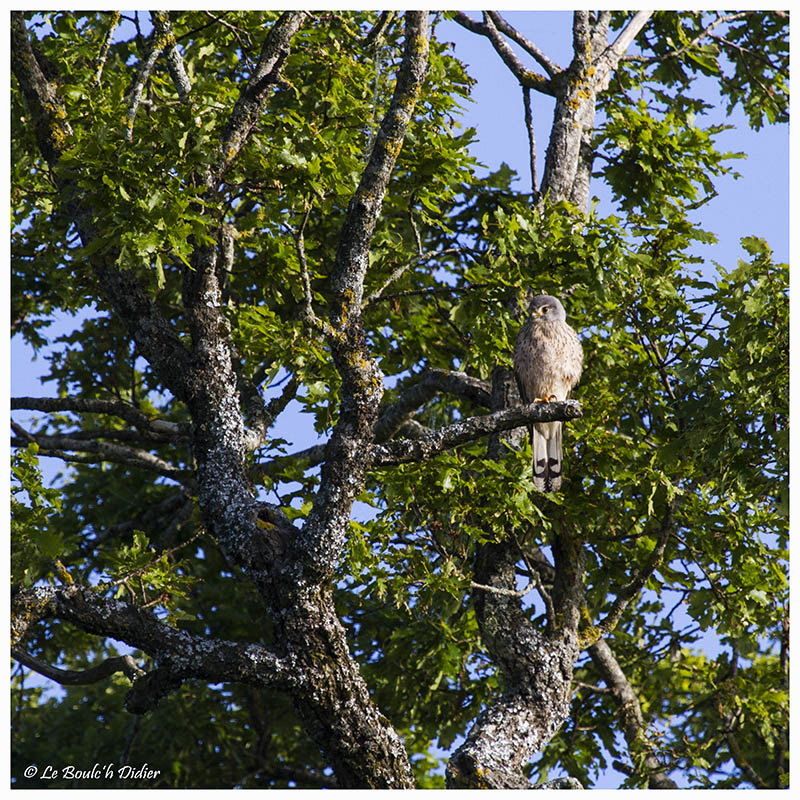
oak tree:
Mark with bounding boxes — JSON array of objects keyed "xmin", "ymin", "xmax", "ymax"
[{"xmin": 11, "ymin": 10, "xmax": 788, "ymax": 789}]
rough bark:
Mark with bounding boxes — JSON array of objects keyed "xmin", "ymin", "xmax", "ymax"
[
  {"xmin": 588, "ymin": 638, "xmax": 678, "ymax": 788},
  {"xmin": 11, "ymin": 11, "xmax": 429, "ymax": 788},
  {"xmin": 445, "ymin": 10, "xmax": 656, "ymax": 788},
  {"xmin": 447, "ymin": 539, "xmax": 581, "ymax": 788},
  {"xmin": 11, "ymin": 9, "xmax": 697, "ymax": 789}
]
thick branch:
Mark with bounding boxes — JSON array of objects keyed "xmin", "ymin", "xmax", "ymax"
[
  {"xmin": 330, "ymin": 13, "xmax": 430, "ymax": 318},
  {"xmin": 607, "ymin": 10, "xmax": 654, "ymax": 63},
  {"xmin": 447, "ymin": 539, "xmax": 579, "ymax": 788},
  {"xmin": 259, "ymin": 369, "xmax": 490, "ymax": 473},
  {"xmin": 12, "ymin": 585, "xmax": 301, "ymax": 698},
  {"xmin": 372, "ymin": 400, "xmax": 581, "ymax": 466},
  {"xmin": 10, "ymin": 12, "xmax": 73, "ymax": 164},
  {"xmin": 11, "ymin": 396, "xmax": 187, "ymax": 436},
  {"xmin": 373, "ymin": 368, "xmax": 492, "ymax": 442},
  {"xmin": 539, "ymin": 10, "xmax": 653, "ymax": 203},
  {"xmin": 298, "ymin": 11, "xmax": 430, "ymax": 583},
  {"xmin": 215, "ymin": 12, "xmax": 307, "ymax": 181}
]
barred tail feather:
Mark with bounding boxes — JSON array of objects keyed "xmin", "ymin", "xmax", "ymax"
[{"xmin": 532, "ymin": 422, "xmax": 563, "ymax": 493}]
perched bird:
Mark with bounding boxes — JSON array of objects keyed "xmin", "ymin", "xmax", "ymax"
[{"xmin": 513, "ymin": 294, "xmax": 583, "ymax": 492}]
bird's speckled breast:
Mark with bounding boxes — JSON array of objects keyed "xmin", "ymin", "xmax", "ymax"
[{"xmin": 513, "ymin": 317, "xmax": 583, "ymax": 401}]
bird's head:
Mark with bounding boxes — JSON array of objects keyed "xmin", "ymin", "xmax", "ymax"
[{"xmin": 528, "ymin": 294, "xmax": 566, "ymax": 322}]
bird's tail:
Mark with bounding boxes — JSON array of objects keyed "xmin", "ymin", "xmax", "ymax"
[{"xmin": 531, "ymin": 422, "xmax": 563, "ymax": 492}]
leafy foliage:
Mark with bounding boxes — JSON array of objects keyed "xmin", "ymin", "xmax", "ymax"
[{"xmin": 11, "ymin": 10, "xmax": 788, "ymax": 789}]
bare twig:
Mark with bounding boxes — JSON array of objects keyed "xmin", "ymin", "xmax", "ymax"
[
  {"xmin": 521, "ymin": 86, "xmax": 539, "ymax": 202},
  {"xmin": 92, "ymin": 11, "xmax": 121, "ymax": 87},
  {"xmin": 363, "ymin": 247, "xmax": 464, "ymax": 308},
  {"xmin": 622, "ymin": 12, "xmax": 751, "ymax": 65},
  {"xmin": 203, "ymin": 11, "xmax": 254, "ymax": 67},
  {"xmin": 12, "ymin": 648, "xmax": 145, "ymax": 686}
]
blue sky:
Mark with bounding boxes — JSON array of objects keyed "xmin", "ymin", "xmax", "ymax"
[
  {"xmin": 10, "ymin": 11, "xmax": 790, "ymax": 789},
  {"xmin": 12, "ymin": 9, "xmax": 790, "ymax": 440},
  {"xmin": 442, "ymin": 10, "xmax": 788, "ymax": 264}
]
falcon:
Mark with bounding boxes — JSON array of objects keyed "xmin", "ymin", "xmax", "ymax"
[{"xmin": 513, "ymin": 294, "xmax": 583, "ymax": 492}]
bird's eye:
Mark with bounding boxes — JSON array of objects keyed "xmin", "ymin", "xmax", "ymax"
[{"xmin": 542, "ymin": 307, "xmax": 549, "ymax": 313}]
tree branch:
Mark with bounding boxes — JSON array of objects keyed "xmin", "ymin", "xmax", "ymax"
[
  {"xmin": 11, "ymin": 396, "xmax": 187, "ymax": 436},
  {"xmin": 582, "ymin": 508, "xmax": 673, "ymax": 646},
  {"xmin": 92, "ymin": 11, "xmax": 121, "ymax": 87},
  {"xmin": 11, "ymin": 427, "xmax": 188, "ymax": 482},
  {"xmin": 588, "ymin": 637, "xmax": 678, "ymax": 788},
  {"xmin": 298, "ymin": 11, "xmax": 431, "ymax": 584},
  {"xmin": 215, "ymin": 12, "xmax": 308, "ymax": 182},
  {"xmin": 484, "ymin": 11, "xmax": 561, "ymax": 78},
  {"xmin": 12, "ymin": 13, "xmax": 197, "ymax": 407},
  {"xmin": 124, "ymin": 16, "xmax": 171, "ymax": 140},
  {"xmin": 363, "ymin": 247, "xmax": 464, "ymax": 307},
  {"xmin": 521, "ymin": 86, "xmax": 539, "ymax": 201},
  {"xmin": 11, "ymin": 584, "xmax": 302, "ymax": 701},
  {"xmin": 12, "ymin": 647, "xmax": 145, "ymax": 686},
  {"xmin": 10, "ymin": 12, "xmax": 73, "ymax": 164},
  {"xmin": 606, "ymin": 10, "xmax": 654, "ymax": 63},
  {"xmin": 452, "ymin": 12, "xmax": 556, "ymax": 96},
  {"xmin": 372, "ymin": 399, "xmax": 581, "ymax": 466},
  {"xmin": 259, "ymin": 369, "xmax": 491, "ymax": 474},
  {"xmin": 447, "ymin": 538, "xmax": 580, "ymax": 788},
  {"xmin": 151, "ymin": 11, "xmax": 192, "ymax": 103},
  {"xmin": 622, "ymin": 12, "xmax": 751, "ymax": 65},
  {"xmin": 373, "ymin": 368, "xmax": 492, "ymax": 442}
]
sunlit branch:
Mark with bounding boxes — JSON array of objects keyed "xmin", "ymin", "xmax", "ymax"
[
  {"xmin": 452, "ymin": 11, "xmax": 557, "ymax": 96},
  {"xmin": 484, "ymin": 11, "xmax": 561, "ymax": 77},
  {"xmin": 124, "ymin": 20, "xmax": 171, "ymax": 140},
  {"xmin": 92, "ymin": 11, "xmax": 121, "ymax": 87},
  {"xmin": 216, "ymin": 12, "xmax": 308, "ymax": 182},
  {"xmin": 372, "ymin": 400, "xmax": 582, "ymax": 466},
  {"xmin": 151, "ymin": 10, "xmax": 192, "ymax": 102}
]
